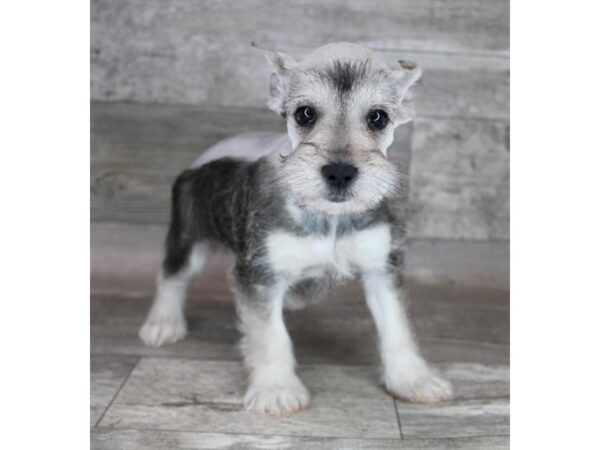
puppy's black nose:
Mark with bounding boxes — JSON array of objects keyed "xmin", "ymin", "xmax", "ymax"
[{"xmin": 321, "ymin": 162, "xmax": 358, "ymax": 189}]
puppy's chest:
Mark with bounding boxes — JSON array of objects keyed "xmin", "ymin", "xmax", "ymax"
[{"xmin": 265, "ymin": 224, "xmax": 392, "ymax": 280}]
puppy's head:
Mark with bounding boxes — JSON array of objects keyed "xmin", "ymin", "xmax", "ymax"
[{"xmin": 256, "ymin": 42, "xmax": 421, "ymax": 215}]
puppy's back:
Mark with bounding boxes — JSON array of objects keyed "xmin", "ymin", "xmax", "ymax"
[{"xmin": 191, "ymin": 132, "xmax": 290, "ymax": 169}]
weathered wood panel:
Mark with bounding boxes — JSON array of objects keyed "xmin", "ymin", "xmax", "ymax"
[
  {"xmin": 91, "ymin": 429, "xmax": 404, "ymax": 450},
  {"xmin": 91, "ymin": 103, "xmax": 282, "ymax": 224},
  {"xmin": 391, "ymin": 364, "xmax": 509, "ymax": 439},
  {"xmin": 95, "ymin": 358, "xmax": 508, "ymax": 442},
  {"xmin": 397, "ymin": 398, "xmax": 509, "ymax": 439},
  {"xmin": 99, "ymin": 358, "xmax": 401, "ymax": 439},
  {"xmin": 393, "ymin": 363, "xmax": 509, "ymax": 439},
  {"xmin": 91, "ymin": 428, "xmax": 509, "ymax": 450},
  {"xmin": 91, "ymin": 0, "xmax": 509, "ymax": 119},
  {"xmin": 408, "ymin": 239, "xmax": 509, "ymax": 289},
  {"xmin": 90, "ymin": 355, "xmax": 138, "ymax": 426},
  {"xmin": 408, "ymin": 117, "xmax": 510, "ymax": 239},
  {"xmin": 432, "ymin": 363, "xmax": 509, "ymax": 400}
]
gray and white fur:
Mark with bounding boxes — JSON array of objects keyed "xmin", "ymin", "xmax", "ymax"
[{"xmin": 140, "ymin": 42, "xmax": 452, "ymax": 417}]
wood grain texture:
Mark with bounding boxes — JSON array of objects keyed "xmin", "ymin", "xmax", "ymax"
[
  {"xmin": 91, "ymin": 429, "xmax": 403, "ymax": 450},
  {"xmin": 91, "ymin": 0, "xmax": 508, "ymax": 119},
  {"xmin": 394, "ymin": 363, "xmax": 509, "ymax": 439},
  {"xmin": 91, "ymin": 428, "xmax": 509, "ymax": 450},
  {"xmin": 408, "ymin": 239, "xmax": 509, "ymax": 289},
  {"xmin": 90, "ymin": 355, "xmax": 139, "ymax": 426},
  {"xmin": 99, "ymin": 359, "xmax": 401, "ymax": 439},
  {"xmin": 396, "ymin": 398, "xmax": 509, "ymax": 439},
  {"xmin": 95, "ymin": 359, "xmax": 508, "ymax": 442},
  {"xmin": 430, "ymin": 363, "xmax": 509, "ymax": 400},
  {"xmin": 408, "ymin": 117, "xmax": 510, "ymax": 239},
  {"xmin": 91, "ymin": 103, "xmax": 283, "ymax": 225}
]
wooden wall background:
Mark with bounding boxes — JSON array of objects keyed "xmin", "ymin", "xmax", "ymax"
[{"xmin": 91, "ymin": 0, "xmax": 509, "ymax": 240}]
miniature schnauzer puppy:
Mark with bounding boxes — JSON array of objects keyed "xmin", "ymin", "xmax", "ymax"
[{"xmin": 139, "ymin": 42, "xmax": 453, "ymax": 417}]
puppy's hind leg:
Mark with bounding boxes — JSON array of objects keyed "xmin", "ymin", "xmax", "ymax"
[
  {"xmin": 139, "ymin": 239, "xmax": 210, "ymax": 347},
  {"xmin": 140, "ymin": 171, "xmax": 211, "ymax": 347}
]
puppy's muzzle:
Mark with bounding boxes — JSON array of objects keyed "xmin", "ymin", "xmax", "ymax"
[{"xmin": 321, "ymin": 162, "xmax": 358, "ymax": 191}]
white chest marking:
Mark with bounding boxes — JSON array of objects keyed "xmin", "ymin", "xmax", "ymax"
[{"xmin": 266, "ymin": 223, "xmax": 392, "ymax": 281}]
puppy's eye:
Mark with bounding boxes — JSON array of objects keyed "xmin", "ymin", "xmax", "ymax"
[
  {"xmin": 294, "ymin": 106, "xmax": 317, "ymax": 127},
  {"xmin": 367, "ymin": 110, "xmax": 389, "ymax": 130}
]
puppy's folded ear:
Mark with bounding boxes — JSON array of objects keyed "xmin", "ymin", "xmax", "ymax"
[
  {"xmin": 252, "ymin": 42, "xmax": 297, "ymax": 116},
  {"xmin": 393, "ymin": 60, "xmax": 422, "ymax": 125}
]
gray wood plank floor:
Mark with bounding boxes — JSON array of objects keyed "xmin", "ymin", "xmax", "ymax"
[{"xmin": 91, "ymin": 224, "xmax": 509, "ymax": 449}]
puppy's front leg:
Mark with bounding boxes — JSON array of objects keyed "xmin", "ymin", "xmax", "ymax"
[
  {"xmin": 236, "ymin": 281, "xmax": 309, "ymax": 417},
  {"xmin": 362, "ymin": 271, "xmax": 453, "ymax": 403}
]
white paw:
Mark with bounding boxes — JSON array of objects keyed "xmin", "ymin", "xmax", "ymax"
[
  {"xmin": 244, "ymin": 378, "xmax": 310, "ymax": 417},
  {"xmin": 139, "ymin": 313, "xmax": 187, "ymax": 347},
  {"xmin": 387, "ymin": 371, "xmax": 453, "ymax": 403},
  {"xmin": 386, "ymin": 368, "xmax": 453, "ymax": 403}
]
